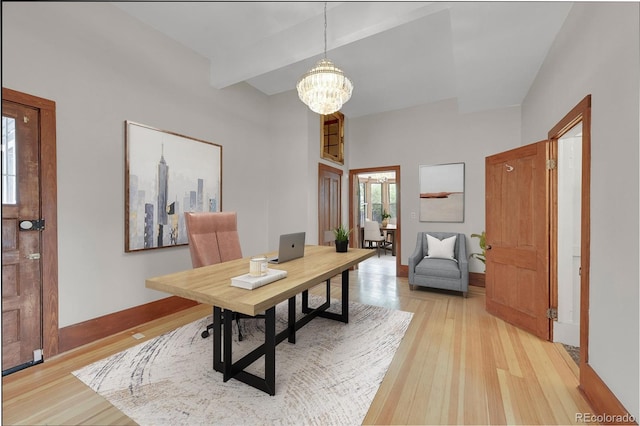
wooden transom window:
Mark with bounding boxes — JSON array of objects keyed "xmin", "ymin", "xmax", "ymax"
[{"xmin": 321, "ymin": 111, "xmax": 344, "ymax": 164}]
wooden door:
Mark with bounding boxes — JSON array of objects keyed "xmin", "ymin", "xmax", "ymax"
[
  {"xmin": 485, "ymin": 140, "xmax": 551, "ymax": 340},
  {"xmin": 2, "ymin": 100, "xmax": 44, "ymax": 372},
  {"xmin": 318, "ymin": 163, "xmax": 342, "ymax": 246}
]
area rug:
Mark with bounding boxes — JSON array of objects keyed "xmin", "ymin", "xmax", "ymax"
[
  {"xmin": 73, "ymin": 298, "xmax": 413, "ymax": 425},
  {"xmin": 562, "ymin": 343, "xmax": 580, "ymax": 365}
]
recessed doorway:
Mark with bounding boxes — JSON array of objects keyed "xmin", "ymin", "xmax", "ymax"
[
  {"xmin": 349, "ymin": 166, "xmax": 401, "ymax": 276},
  {"xmin": 548, "ymin": 95, "xmax": 592, "ymax": 375},
  {"xmin": 554, "ymin": 122, "xmax": 582, "ymax": 349}
]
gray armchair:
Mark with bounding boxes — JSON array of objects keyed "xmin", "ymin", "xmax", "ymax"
[{"xmin": 408, "ymin": 232, "xmax": 469, "ymax": 297}]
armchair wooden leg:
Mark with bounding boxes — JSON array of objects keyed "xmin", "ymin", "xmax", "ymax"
[{"xmin": 463, "ymin": 291, "xmax": 468, "ymax": 298}]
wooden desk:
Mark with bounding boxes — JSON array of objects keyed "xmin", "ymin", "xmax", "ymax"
[{"xmin": 146, "ymin": 245, "xmax": 374, "ymax": 395}]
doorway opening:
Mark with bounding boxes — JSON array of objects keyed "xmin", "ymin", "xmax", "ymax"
[
  {"xmin": 548, "ymin": 95, "xmax": 591, "ymax": 374},
  {"xmin": 349, "ymin": 166, "xmax": 401, "ymax": 276},
  {"xmin": 554, "ymin": 122, "xmax": 582, "ymax": 358}
]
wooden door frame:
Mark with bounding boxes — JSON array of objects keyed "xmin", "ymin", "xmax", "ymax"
[
  {"xmin": 547, "ymin": 95, "xmax": 591, "ymax": 378},
  {"xmin": 349, "ymin": 165, "xmax": 402, "ymax": 276},
  {"xmin": 2, "ymin": 88, "xmax": 59, "ymax": 358}
]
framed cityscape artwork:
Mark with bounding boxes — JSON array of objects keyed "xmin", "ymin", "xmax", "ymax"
[
  {"xmin": 419, "ymin": 162, "xmax": 465, "ymax": 222},
  {"xmin": 124, "ymin": 121, "xmax": 222, "ymax": 252}
]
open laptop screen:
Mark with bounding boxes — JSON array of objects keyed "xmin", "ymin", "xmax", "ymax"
[{"xmin": 268, "ymin": 232, "xmax": 305, "ymax": 264}]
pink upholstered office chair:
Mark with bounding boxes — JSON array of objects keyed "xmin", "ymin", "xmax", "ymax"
[
  {"xmin": 185, "ymin": 211, "xmax": 249, "ymax": 339},
  {"xmin": 185, "ymin": 211, "xmax": 243, "ymax": 268}
]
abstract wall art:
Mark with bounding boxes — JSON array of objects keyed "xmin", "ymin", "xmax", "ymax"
[{"xmin": 419, "ymin": 162, "xmax": 465, "ymax": 222}]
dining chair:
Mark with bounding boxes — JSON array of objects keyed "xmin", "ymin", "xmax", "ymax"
[
  {"xmin": 363, "ymin": 220, "xmax": 386, "ymax": 257},
  {"xmin": 383, "ymin": 220, "xmax": 396, "ymax": 254}
]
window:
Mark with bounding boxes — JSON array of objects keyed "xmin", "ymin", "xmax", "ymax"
[
  {"xmin": 2, "ymin": 116, "xmax": 17, "ymax": 204},
  {"xmin": 371, "ymin": 183, "xmax": 382, "ymax": 222},
  {"xmin": 389, "ymin": 183, "xmax": 397, "ymax": 218},
  {"xmin": 358, "ymin": 173, "xmax": 396, "ymax": 223},
  {"xmin": 359, "ymin": 182, "xmax": 366, "ymax": 224}
]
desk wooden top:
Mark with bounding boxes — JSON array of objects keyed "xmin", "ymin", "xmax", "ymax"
[{"xmin": 145, "ymin": 245, "xmax": 375, "ymax": 316}]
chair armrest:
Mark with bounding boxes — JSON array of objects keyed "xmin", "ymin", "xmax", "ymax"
[
  {"xmin": 457, "ymin": 235, "xmax": 468, "ymax": 265},
  {"xmin": 457, "ymin": 234, "xmax": 469, "ymax": 290},
  {"xmin": 408, "ymin": 234, "xmax": 424, "ymax": 282}
]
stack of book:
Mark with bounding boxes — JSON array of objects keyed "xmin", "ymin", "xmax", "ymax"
[{"xmin": 230, "ymin": 269, "xmax": 287, "ymax": 290}]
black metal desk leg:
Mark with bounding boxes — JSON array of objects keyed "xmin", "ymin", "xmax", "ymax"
[
  {"xmin": 265, "ymin": 306, "xmax": 276, "ymax": 395},
  {"xmin": 222, "ymin": 308, "xmax": 233, "ymax": 381},
  {"xmin": 213, "ymin": 306, "xmax": 222, "ymax": 371},
  {"xmin": 288, "ymin": 296, "xmax": 296, "ymax": 344},
  {"xmin": 302, "ymin": 279, "xmax": 330, "ymax": 314},
  {"xmin": 326, "ymin": 279, "xmax": 331, "ymax": 300},
  {"xmin": 341, "ymin": 269, "xmax": 349, "ymax": 323}
]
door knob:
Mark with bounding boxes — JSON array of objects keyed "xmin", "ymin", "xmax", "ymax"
[{"xmin": 486, "ymin": 244, "xmax": 492, "ymax": 250}]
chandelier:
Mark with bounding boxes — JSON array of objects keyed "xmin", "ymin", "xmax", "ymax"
[{"xmin": 297, "ymin": 3, "xmax": 353, "ymax": 115}]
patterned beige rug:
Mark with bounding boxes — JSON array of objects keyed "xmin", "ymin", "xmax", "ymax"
[{"xmin": 73, "ymin": 299, "xmax": 413, "ymax": 425}]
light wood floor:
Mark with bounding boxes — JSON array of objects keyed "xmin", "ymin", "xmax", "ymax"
[{"xmin": 2, "ymin": 256, "xmax": 594, "ymax": 425}]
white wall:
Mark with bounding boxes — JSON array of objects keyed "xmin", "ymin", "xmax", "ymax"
[
  {"xmin": 555, "ymin": 134, "xmax": 582, "ymax": 347},
  {"xmin": 348, "ymin": 98, "xmax": 521, "ymax": 272},
  {"xmin": 266, "ymin": 90, "xmax": 316, "ymax": 248},
  {"xmin": 2, "ymin": 2, "xmax": 278, "ymax": 326},
  {"xmin": 267, "ymin": 90, "xmax": 352, "ymax": 248},
  {"xmin": 521, "ymin": 3, "xmax": 639, "ymax": 418}
]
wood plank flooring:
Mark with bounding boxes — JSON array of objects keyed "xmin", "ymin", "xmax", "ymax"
[{"xmin": 2, "ymin": 256, "xmax": 594, "ymax": 425}]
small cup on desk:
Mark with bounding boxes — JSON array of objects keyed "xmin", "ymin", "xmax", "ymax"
[{"xmin": 249, "ymin": 256, "xmax": 268, "ymax": 277}]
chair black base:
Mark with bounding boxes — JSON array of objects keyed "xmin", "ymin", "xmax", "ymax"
[
  {"xmin": 202, "ymin": 322, "xmax": 216, "ymax": 339},
  {"xmin": 202, "ymin": 312, "xmax": 245, "ymax": 341},
  {"xmin": 202, "ymin": 312, "xmax": 264, "ymax": 341}
]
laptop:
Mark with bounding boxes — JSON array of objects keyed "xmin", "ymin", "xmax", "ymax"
[{"xmin": 268, "ymin": 232, "xmax": 306, "ymax": 264}]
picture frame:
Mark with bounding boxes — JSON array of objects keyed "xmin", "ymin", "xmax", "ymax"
[
  {"xmin": 419, "ymin": 162, "xmax": 465, "ymax": 222},
  {"xmin": 125, "ymin": 121, "xmax": 222, "ymax": 252}
]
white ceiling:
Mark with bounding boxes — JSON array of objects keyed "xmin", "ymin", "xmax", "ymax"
[{"xmin": 114, "ymin": 1, "xmax": 573, "ymax": 118}]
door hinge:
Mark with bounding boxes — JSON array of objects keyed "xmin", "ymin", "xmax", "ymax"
[
  {"xmin": 546, "ymin": 159, "xmax": 557, "ymax": 170},
  {"xmin": 546, "ymin": 307, "xmax": 558, "ymax": 320}
]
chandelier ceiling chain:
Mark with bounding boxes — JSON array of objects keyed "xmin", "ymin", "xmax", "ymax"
[
  {"xmin": 296, "ymin": 2, "xmax": 353, "ymax": 115},
  {"xmin": 323, "ymin": 2, "xmax": 327, "ymax": 58}
]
